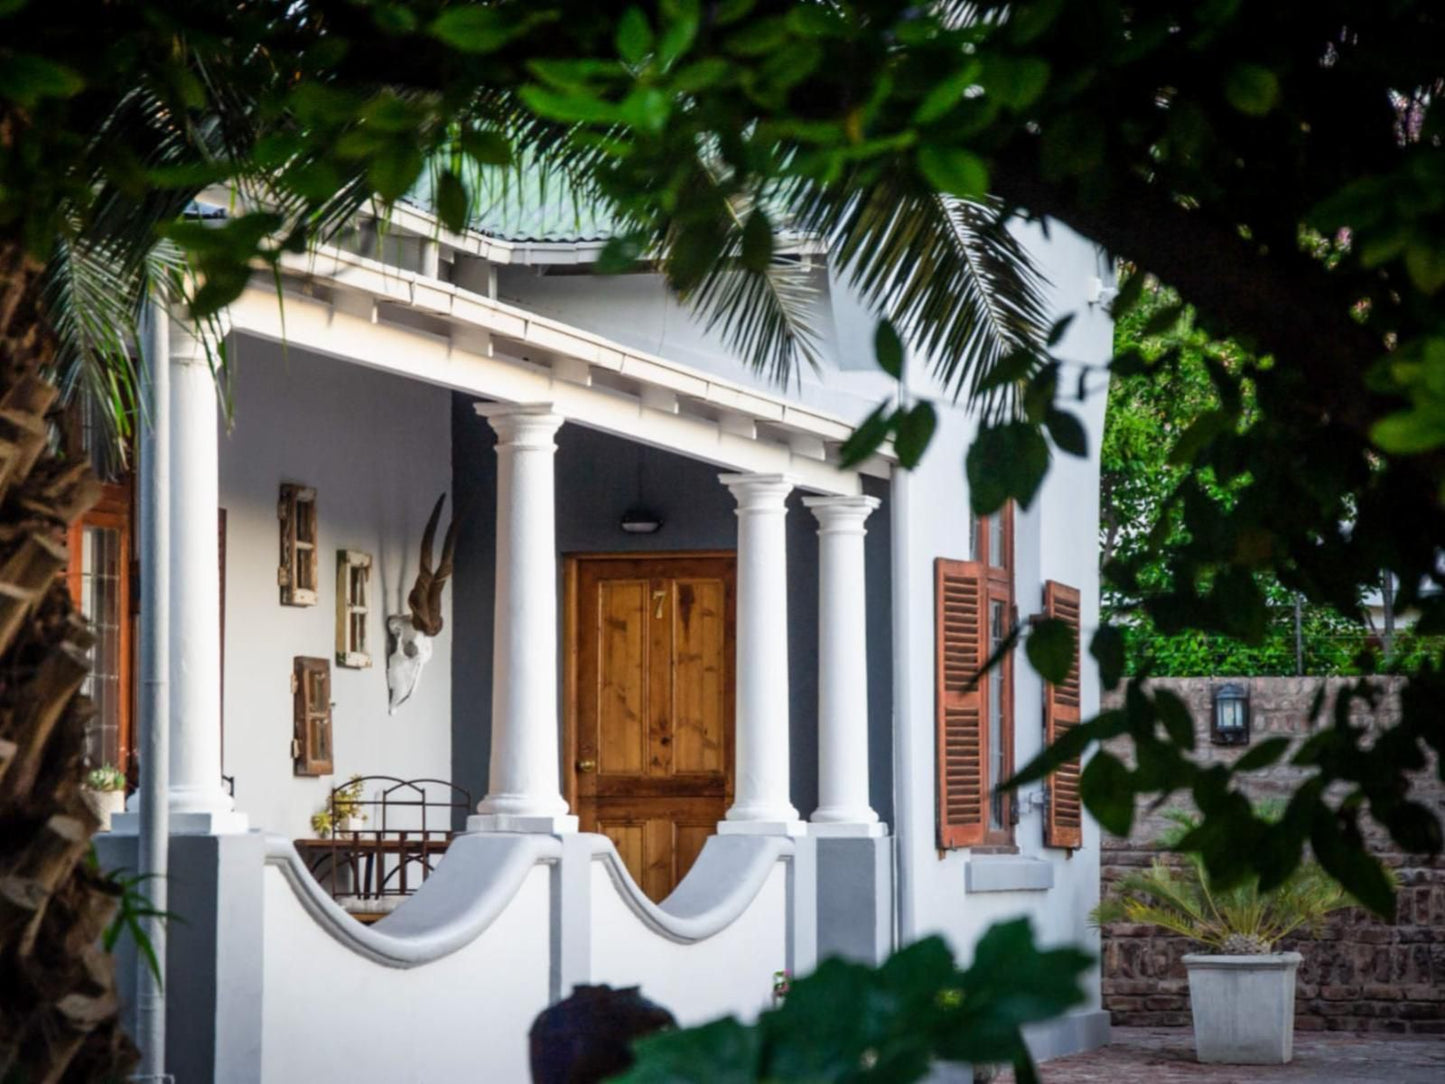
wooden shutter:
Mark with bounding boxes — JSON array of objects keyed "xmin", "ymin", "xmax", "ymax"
[
  {"xmin": 293, "ymin": 656, "xmax": 333, "ymax": 776},
  {"xmin": 1042, "ymin": 581, "xmax": 1083, "ymax": 848},
  {"xmin": 936, "ymin": 559, "xmax": 989, "ymax": 848},
  {"xmin": 278, "ymin": 484, "xmax": 318, "ymax": 606}
]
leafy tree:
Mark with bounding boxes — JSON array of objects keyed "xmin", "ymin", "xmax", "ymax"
[
  {"xmin": 5, "ymin": 0, "xmax": 1445, "ymax": 1075},
  {"xmin": 1101, "ymin": 275, "xmax": 1393, "ymax": 676}
]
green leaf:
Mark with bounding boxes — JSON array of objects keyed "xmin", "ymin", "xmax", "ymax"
[
  {"xmin": 1081, "ymin": 751, "xmax": 1134, "ymax": 836},
  {"xmin": 874, "ymin": 318, "xmax": 904, "ymax": 379},
  {"xmin": 1233, "ymin": 736, "xmax": 1292, "ymax": 772},
  {"xmin": 1044, "ymin": 408, "xmax": 1087, "ymax": 456},
  {"xmin": 616, "ymin": 1017, "xmax": 761, "ymax": 1083},
  {"xmin": 1089, "ymin": 626, "xmax": 1125, "ymax": 691},
  {"xmin": 1224, "ymin": 63, "xmax": 1279, "ymax": 115},
  {"xmin": 430, "ymin": 7, "xmax": 543, "ymax": 53},
  {"xmin": 741, "ymin": 208, "xmax": 773, "ymax": 273},
  {"xmin": 596, "ymin": 234, "xmax": 645, "ymax": 274},
  {"xmin": 616, "ymin": 6, "xmax": 653, "ymax": 65},
  {"xmin": 967, "ymin": 421, "xmax": 1051, "ymax": 513},
  {"xmin": 916, "ymin": 146, "xmax": 989, "ymax": 200},
  {"xmin": 657, "ymin": 0, "xmax": 701, "ymax": 69},
  {"xmin": 368, "ymin": 144, "xmax": 424, "ymax": 203},
  {"xmin": 0, "ymin": 53, "xmax": 84, "ymax": 106},
  {"xmin": 1027, "ymin": 617, "xmax": 1076, "ymax": 684},
  {"xmin": 517, "ymin": 84, "xmax": 621, "ymax": 124},
  {"xmin": 840, "ymin": 402, "xmax": 894, "ymax": 467},
  {"xmin": 1372, "ymin": 409, "xmax": 1445, "ymax": 454},
  {"xmin": 434, "ymin": 169, "xmax": 469, "ymax": 234},
  {"xmin": 1405, "ymin": 243, "xmax": 1445, "ymax": 295},
  {"xmin": 912, "ymin": 62, "xmax": 981, "ymax": 125},
  {"xmin": 1167, "ymin": 409, "xmax": 1232, "ymax": 465},
  {"xmin": 1140, "ymin": 302, "xmax": 1184, "ymax": 338},
  {"xmin": 981, "ymin": 55, "xmax": 1051, "ymax": 110},
  {"xmin": 895, "ymin": 402, "xmax": 938, "ymax": 468},
  {"xmin": 459, "ymin": 126, "xmax": 513, "ymax": 167}
]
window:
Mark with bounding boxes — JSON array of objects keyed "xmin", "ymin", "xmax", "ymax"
[
  {"xmin": 66, "ymin": 482, "xmax": 133, "ymax": 775},
  {"xmin": 278, "ymin": 483, "xmax": 318, "ymax": 606},
  {"xmin": 292, "ymin": 656, "xmax": 333, "ymax": 776},
  {"xmin": 936, "ymin": 504, "xmax": 1016, "ymax": 849},
  {"xmin": 335, "ymin": 550, "xmax": 372, "ymax": 668}
]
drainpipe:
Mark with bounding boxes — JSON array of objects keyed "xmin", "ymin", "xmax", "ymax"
[
  {"xmin": 135, "ymin": 299, "xmax": 170, "ymax": 1082},
  {"xmin": 890, "ymin": 446, "xmax": 917, "ymax": 944}
]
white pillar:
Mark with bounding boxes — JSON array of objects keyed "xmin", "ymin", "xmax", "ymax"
[
  {"xmin": 718, "ymin": 473, "xmax": 805, "ymax": 836},
  {"xmin": 165, "ymin": 318, "xmax": 244, "ymax": 832},
  {"xmin": 804, "ymin": 496, "xmax": 885, "ymax": 836},
  {"xmin": 471, "ymin": 403, "xmax": 577, "ymax": 833}
]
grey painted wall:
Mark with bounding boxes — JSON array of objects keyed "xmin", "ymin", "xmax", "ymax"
[{"xmin": 450, "ymin": 395, "xmax": 893, "ymax": 827}]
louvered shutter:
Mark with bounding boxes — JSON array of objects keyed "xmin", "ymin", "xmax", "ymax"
[
  {"xmin": 1042, "ymin": 581, "xmax": 1083, "ymax": 848},
  {"xmin": 936, "ymin": 559, "xmax": 988, "ymax": 848},
  {"xmin": 293, "ymin": 656, "xmax": 333, "ymax": 776}
]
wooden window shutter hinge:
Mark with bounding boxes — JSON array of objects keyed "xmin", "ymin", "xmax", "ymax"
[{"xmin": 290, "ymin": 737, "xmax": 301, "ymax": 759}]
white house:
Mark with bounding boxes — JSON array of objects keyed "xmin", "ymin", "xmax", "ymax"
[{"xmin": 93, "ymin": 192, "xmax": 1113, "ymax": 1082}]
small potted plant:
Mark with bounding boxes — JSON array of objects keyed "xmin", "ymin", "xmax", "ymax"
[
  {"xmin": 332, "ymin": 775, "xmax": 369, "ymax": 833},
  {"xmin": 83, "ymin": 764, "xmax": 127, "ymax": 830},
  {"xmin": 1093, "ymin": 810, "xmax": 1355, "ymax": 1065},
  {"xmin": 310, "ymin": 809, "xmax": 334, "ymax": 838}
]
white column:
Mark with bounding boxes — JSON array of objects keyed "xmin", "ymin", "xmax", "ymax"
[
  {"xmin": 165, "ymin": 318, "xmax": 244, "ymax": 832},
  {"xmin": 804, "ymin": 496, "xmax": 885, "ymax": 836},
  {"xmin": 718, "ymin": 473, "xmax": 805, "ymax": 836},
  {"xmin": 471, "ymin": 403, "xmax": 577, "ymax": 833}
]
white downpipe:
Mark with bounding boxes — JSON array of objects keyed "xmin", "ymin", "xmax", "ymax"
[
  {"xmin": 136, "ymin": 299, "xmax": 170, "ymax": 1081},
  {"xmin": 890, "ymin": 462, "xmax": 917, "ymax": 943}
]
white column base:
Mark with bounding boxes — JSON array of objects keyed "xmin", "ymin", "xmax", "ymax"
[
  {"xmin": 467, "ymin": 813, "xmax": 579, "ymax": 834},
  {"xmin": 808, "ymin": 820, "xmax": 889, "ymax": 839},
  {"xmin": 110, "ymin": 810, "xmax": 250, "ymax": 836},
  {"xmin": 717, "ymin": 819, "xmax": 808, "ymax": 838}
]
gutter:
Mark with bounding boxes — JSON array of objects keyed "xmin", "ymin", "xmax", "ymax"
[
  {"xmin": 890, "ymin": 408, "xmax": 917, "ymax": 945},
  {"xmin": 134, "ymin": 300, "xmax": 171, "ymax": 1081}
]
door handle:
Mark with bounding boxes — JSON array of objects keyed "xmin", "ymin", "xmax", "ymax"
[{"xmin": 576, "ymin": 758, "xmax": 597, "ymax": 774}]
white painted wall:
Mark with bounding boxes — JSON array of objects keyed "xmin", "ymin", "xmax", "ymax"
[
  {"xmin": 259, "ymin": 862, "xmax": 551, "ymax": 1083},
  {"xmin": 219, "ymin": 337, "xmax": 454, "ymax": 838},
  {"xmin": 892, "ymin": 222, "xmax": 1111, "ymax": 999},
  {"xmin": 588, "ymin": 861, "xmax": 789, "ymax": 1027}
]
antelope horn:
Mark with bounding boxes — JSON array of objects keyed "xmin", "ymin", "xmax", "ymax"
[
  {"xmin": 426, "ymin": 515, "xmax": 459, "ymax": 627},
  {"xmin": 408, "ymin": 494, "xmax": 448, "ymax": 634}
]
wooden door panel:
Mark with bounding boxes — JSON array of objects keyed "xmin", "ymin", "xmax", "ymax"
[
  {"xmin": 568, "ymin": 553, "xmax": 735, "ymax": 903},
  {"xmin": 673, "ymin": 578, "xmax": 727, "ymax": 775},
  {"xmin": 598, "ymin": 578, "xmax": 648, "ymax": 776}
]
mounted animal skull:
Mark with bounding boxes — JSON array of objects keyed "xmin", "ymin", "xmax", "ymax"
[{"xmin": 387, "ymin": 494, "xmax": 457, "ymax": 714}]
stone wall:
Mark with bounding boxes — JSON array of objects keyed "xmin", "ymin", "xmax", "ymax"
[{"xmin": 1099, "ymin": 677, "xmax": 1445, "ymax": 1034}]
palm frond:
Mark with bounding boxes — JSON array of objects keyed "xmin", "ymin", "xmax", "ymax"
[{"xmin": 784, "ymin": 169, "xmax": 1051, "ymax": 413}]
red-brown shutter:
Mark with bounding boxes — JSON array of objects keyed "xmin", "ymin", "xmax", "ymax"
[
  {"xmin": 293, "ymin": 656, "xmax": 333, "ymax": 776},
  {"xmin": 936, "ymin": 559, "xmax": 989, "ymax": 848},
  {"xmin": 1042, "ymin": 581, "xmax": 1083, "ymax": 848}
]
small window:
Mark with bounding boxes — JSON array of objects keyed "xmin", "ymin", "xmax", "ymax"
[
  {"xmin": 335, "ymin": 550, "xmax": 372, "ymax": 669},
  {"xmin": 278, "ymin": 483, "xmax": 318, "ymax": 606},
  {"xmin": 293, "ymin": 656, "xmax": 333, "ymax": 776}
]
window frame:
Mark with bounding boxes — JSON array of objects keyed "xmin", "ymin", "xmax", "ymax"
[
  {"xmin": 66, "ymin": 479, "xmax": 135, "ymax": 781},
  {"xmin": 973, "ymin": 503, "xmax": 1016, "ymax": 847}
]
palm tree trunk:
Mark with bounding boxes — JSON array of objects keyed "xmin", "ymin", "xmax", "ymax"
[{"xmin": 0, "ymin": 234, "xmax": 138, "ymax": 1082}]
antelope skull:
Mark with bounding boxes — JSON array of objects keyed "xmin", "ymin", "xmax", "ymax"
[{"xmin": 387, "ymin": 494, "xmax": 457, "ymax": 714}]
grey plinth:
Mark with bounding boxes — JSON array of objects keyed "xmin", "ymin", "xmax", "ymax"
[{"xmin": 1184, "ymin": 952, "xmax": 1302, "ymax": 1064}]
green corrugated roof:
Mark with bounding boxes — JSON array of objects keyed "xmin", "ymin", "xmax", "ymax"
[{"xmin": 407, "ymin": 166, "xmax": 619, "ymax": 244}]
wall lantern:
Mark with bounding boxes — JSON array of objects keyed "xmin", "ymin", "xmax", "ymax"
[
  {"xmin": 1211, "ymin": 682, "xmax": 1250, "ymax": 745},
  {"xmin": 620, "ymin": 507, "xmax": 663, "ymax": 535}
]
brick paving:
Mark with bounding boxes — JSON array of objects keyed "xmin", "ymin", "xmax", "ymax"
[{"xmin": 998, "ymin": 1026, "xmax": 1445, "ymax": 1083}]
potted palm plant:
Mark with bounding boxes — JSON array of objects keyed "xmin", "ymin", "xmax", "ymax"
[
  {"xmin": 83, "ymin": 765, "xmax": 127, "ymax": 831},
  {"xmin": 1093, "ymin": 810, "xmax": 1355, "ymax": 1065}
]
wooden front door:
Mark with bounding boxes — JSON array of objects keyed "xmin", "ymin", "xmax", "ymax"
[{"xmin": 566, "ymin": 552, "xmax": 735, "ymax": 902}]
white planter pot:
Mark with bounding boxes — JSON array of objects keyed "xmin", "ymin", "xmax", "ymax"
[
  {"xmin": 1184, "ymin": 952, "xmax": 1302, "ymax": 1064},
  {"xmin": 84, "ymin": 788, "xmax": 127, "ymax": 832},
  {"xmin": 339, "ymin": 815, "xmax": 367, "ymax": 833}
]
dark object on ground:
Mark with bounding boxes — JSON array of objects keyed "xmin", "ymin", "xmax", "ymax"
[{"xmin": 529, "ymin": 983, "xmax": 676, "ymax": 1083}]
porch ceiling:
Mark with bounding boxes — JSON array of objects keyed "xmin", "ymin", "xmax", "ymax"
[{"xmin": 225, "ymin": 245, "xmax": 888, "ymax": 495}]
